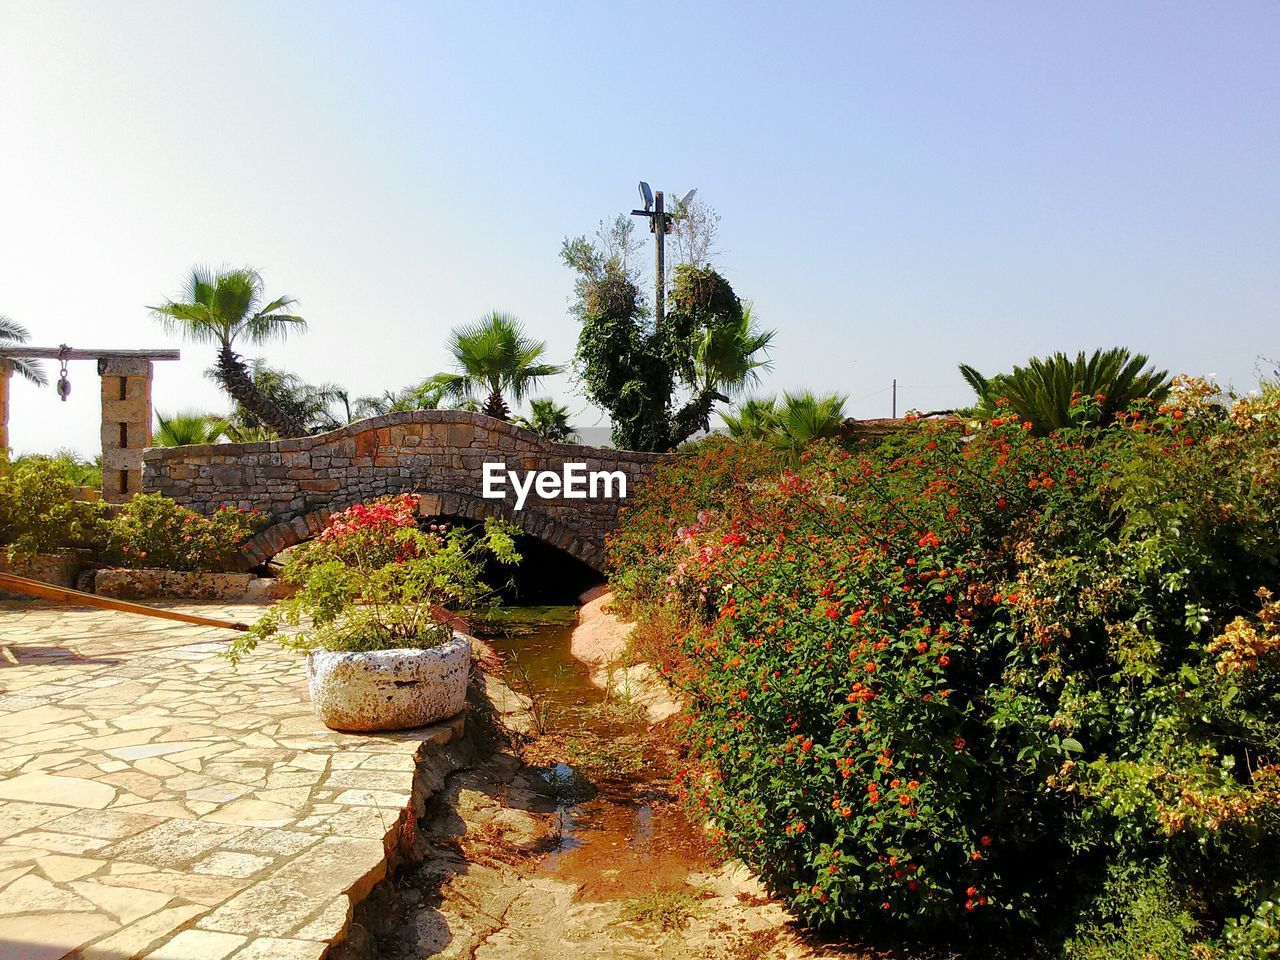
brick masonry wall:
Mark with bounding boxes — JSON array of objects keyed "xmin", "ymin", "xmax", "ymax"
[{"xmin": 143, "ymin": 410, "xmax": 671, "ymax": 572}]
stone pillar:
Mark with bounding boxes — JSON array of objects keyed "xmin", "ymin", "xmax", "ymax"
[
  {"xmin": 0, "ymin": 361, "xmax": 10, "ymax": 464},
  {"xmin": 99, "ymin": 358, "xmax": 153, "ymax": 503}
]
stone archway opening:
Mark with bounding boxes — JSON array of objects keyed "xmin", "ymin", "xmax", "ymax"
[{"xmin": 425, "ymin": 513, "xmax": 603, "ymax": 606}]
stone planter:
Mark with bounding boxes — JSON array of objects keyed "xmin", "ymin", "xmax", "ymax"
[{"xmin": 305, "ymin": 636, "xmax": 471, "ymax": 732}]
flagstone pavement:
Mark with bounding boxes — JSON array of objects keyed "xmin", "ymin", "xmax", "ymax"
[{"xmin": 0, "ymin": 602, "xmax": 464, "ymax": 960}]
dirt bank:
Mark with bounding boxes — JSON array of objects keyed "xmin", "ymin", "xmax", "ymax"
[{"xmin": 571, "ymin": 586, "xmax": 681, "ymax": 723}]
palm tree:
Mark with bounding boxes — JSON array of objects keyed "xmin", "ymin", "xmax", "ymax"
[
  {"xmin": 217, "ymin": 360, "xmax": 344, "ymax": 436},
  {"xmin": 513, "ymin": 398, "xmax": 578, "ymax": 443},
  {"xmin": 692, "ymin": 303, "xmax": 775, "ymax": 397},
  {"xmin": 149, "ymin": 266, "xmax": 307, "ymax": 437},
  {"xmin": 0, "ymin": 316, "xmax": 47, "ymax": 387},
  {"xmin": 153, "ymin": 411, "xmax": 227, "ymax": 447},
  {"xmin": 672, "ymin": 303, "xmax": 777, "ymax": 441},
  {"xmin": 721, "ymin": 391, "xmax": 846, "ymax": 462},
  {"xmin": 350, "ymin": 379, "xmax": 447, "ymax": 420},
  {"xmin": 721, "ymin": 395, "xmax": 781, "ymax": 439},
  {"xmin": 959, "ymin": 348, "xmax": 1170, "ymax": 434},
  {"xmin": 768, "ymin": 391, "xmax": 847, "ymax": 461},
  {"xmin": 431, "ymin": 311, "xmax": 563, "ymax": 421}
]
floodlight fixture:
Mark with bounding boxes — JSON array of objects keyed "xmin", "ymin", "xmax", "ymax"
[
  {"xmin": 678, "ymin": 188, "xmax": 697, "ymax": 207},
  {"xmin": 638, "ymin": 181, "xmax": 653, "ymax": 211}
]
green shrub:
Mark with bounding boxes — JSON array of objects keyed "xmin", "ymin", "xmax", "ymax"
[
  {"xmin": 100, "ymin": 493, "xmax": 264, "ymax": 572},
  {"xmin": 0, "ymin": 456, "xmax": 100, "ymax": 559},
  {"xmin": 611, "ymin": 376, "xmax": 1280, "ymax": 944},
  {"xmin": 1060, "ymin": 862, "xmax": 1201, "ymax": 960},
  {"xmin": 11, "ymin": 449, "xmax": 102, "ymax": 489}
]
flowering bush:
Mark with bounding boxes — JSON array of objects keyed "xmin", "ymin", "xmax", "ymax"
[
  {"xmin": 231, "ymin": 494, "xmax": 519, "ymax": 663},
  {"xmin": 100, "ymin": 493, "xmax": 264, "ymax": 572},
  {"xmin": 611, "ymin": 378, "xmax": 1280, "ymax": 949},
  {"xmin": 607, "ymin": 436, "xmax": 788, "ymax": 613}
]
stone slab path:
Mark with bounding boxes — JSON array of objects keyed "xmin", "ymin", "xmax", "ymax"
[{"xmin": 0, "ymin": 602, "xmax": 462, "ymax": 960}]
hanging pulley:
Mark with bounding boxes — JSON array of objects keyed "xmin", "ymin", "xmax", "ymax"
[{"xmin": 56, "ymin": 344, "xmax": 71, "ymax": 401}]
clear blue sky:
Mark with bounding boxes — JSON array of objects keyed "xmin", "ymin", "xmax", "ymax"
[{"xmin": 2, "ymin": 1, "xmax": 1277, "ymax": 455}]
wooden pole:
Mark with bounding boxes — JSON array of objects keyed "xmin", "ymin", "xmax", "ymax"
[
  {"xmin": 0, "ymin": 572, "xmax": 251, "ymax": 631},
  {"xmin": 0, "ymin": 361, "xmax": 10, "ymax": 466},
  {"xmin": 0, "ymin": 348, "xmax": 179, "ymax": 361}
]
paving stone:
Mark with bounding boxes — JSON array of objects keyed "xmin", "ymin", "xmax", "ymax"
[
  {"xmin": 230, "ymin": 935, "xmax": 330, "ymax": 959},
  {"xmin": 6, "ymin": 830, "xmax": 111, "ymax": 855},
  {"xmin": 37, "ymin": 853, "xmax": 105, "ymax": 881},
  {"xmin": 77, "ymin": 902, "xmax": 208, "ymax": 960},
  {"xmin": 104, "ymin": 819, "xmax": 247, "ymax": 869},
  {"xmin": 0, "ymin": 604, "xmax": 465, "ymax": 959},
  {"xmin": 69, "ymin": 878, "xmax": 174, "ymax": 922},
  {"xmin": 43, "ymin": 808, "xmax": 165, "ymax": 840},
  {"xmin": 0, "ymin": 872, "xmax": 98, "ymax": 913},
  {"xmin": 292, "ymin": 895, "xmax": 352, "ymax": 940},
  {"xmin": 0, "ymin": 773, "xmax": 116, "ymax": 809},
  {"xmin": 149, "ymin": 928, "xmax": 247, "ymax": 959},
  {"xmin": 192, "ymin": 850, "xmax": 274, "ymax": 878},
  {"xmin": 0, "ymin": 910, "xmax": 118, "ymax": 960}
]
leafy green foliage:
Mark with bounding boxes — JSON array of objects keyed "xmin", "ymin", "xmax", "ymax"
[
  {"xmin": 1060, "ymin": 862, "xmax": 1201, "ymax": 960},
  {"xmin": 0, "ymin": 456, "xmax": 99, "ymax": 559},
  {"xmin": 219, "ymin": 359, "xmax": 347, "ymax": 439},
  {"xmin": 1220, "ymin": 899, "xmax": 1280, "ymax": 958},
  {"xmin": 959, "ymin": 347, "xmax": 1170, "ymax": 434},
  {"xmin": 606, "ymin": 437, "xmax": 789, "ymax": 614},
  {"xmin": 609, "ymin": 377, "xmax": 1280, "ymax": 949},
  {"xmin": 430, "ymin": 311, "xmax": 563, "ymax": 421},
  {"xmin": 349, "ymin": 379, "xmax": 447, "ymax": 419},
  {"xmin": 232, "ymin": 495, "xmax": 520, "ymax": 663},
  {"xmin": 11, "ymin": 449, "xmax": 102, "ymax": 488},
  {"xmin": 151, "ymin": 265, "xmax": 308, "ymax": 437},
  {"xmin": 0, "ymin": 464, "xmax": 261, "ymax": 570},
  {"xmin": 562, "ymin": 226, "xmax": 773, "ymax": 451}
]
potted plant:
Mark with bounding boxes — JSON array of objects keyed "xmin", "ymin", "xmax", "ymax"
[{"xmin": 229, "ymin": 494, "xmax": 519, "ymax": 732}]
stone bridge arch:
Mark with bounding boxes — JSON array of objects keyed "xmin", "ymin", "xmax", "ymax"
[{"xmin": 143, "ymin": 410, "xmax": 670, "ymax": 573}]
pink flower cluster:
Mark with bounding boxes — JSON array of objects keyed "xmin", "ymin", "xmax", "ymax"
[{"xmin": 319, "ymin": 494, "xmax": 419, "ymax": 544}]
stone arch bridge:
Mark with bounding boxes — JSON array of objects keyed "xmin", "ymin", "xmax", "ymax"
[{"xmin": 143, "ymin": 411, "xmax": 670, "ymax": 573}]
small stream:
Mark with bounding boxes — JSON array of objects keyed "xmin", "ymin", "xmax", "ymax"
[{"xmin": 480, "ymin": 606, "xmax": 714, "ymax": 901}]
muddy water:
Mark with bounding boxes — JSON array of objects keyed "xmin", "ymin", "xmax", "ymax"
[{"xmin": 484, "ymin": 607, "xmax": 715, "ymax": 901}]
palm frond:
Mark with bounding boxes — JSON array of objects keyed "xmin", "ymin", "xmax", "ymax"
[
  {"xmin": 0, "ymin": 315, "xmax": 48, "ymax": 386},
  {"xmin": 153, "ymin": 410, "xmax": 228, "ymax": 447},
  {"xmin": 151, "ymin": 265, "xmax": 304, "ymax": 351}
]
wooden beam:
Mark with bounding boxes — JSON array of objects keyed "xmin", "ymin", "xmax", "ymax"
[
  {"xmin": 0, "ymin": 347, "xmax": 180, "ymax": 361},
  {"xmin": 0, "ymin": 572, "xmax": 250, "ymax": 631}
]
